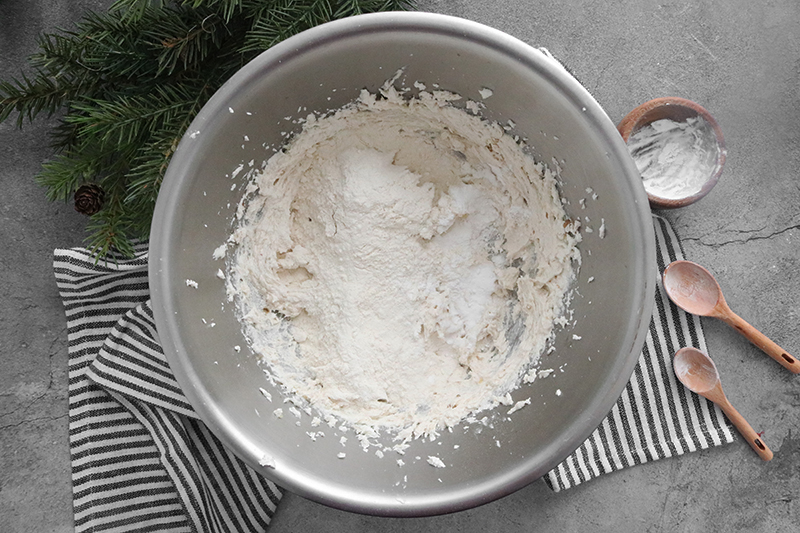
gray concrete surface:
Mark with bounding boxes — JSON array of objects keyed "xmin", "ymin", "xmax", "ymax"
[{"xmin": 2, "ymin": 0, "xmax": 798, "ymax": 531}]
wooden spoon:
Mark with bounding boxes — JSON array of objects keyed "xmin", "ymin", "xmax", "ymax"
[
  {"xmin": 673, "ymin": 347, "xmax": 773, "ymax": 461},
  {"xmin": 663, "ymin": 260, "xmax": 800, "ymax": 373}
]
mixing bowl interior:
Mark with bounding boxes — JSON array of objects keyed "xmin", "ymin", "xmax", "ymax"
[{"xmin": 150, "ymin": 12, "xmax": 655, "ymax": 516}]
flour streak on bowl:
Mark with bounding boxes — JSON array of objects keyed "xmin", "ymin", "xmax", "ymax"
[{"xmin": 149, "ymin": 12, "xmax": 655, "ymax": 516}]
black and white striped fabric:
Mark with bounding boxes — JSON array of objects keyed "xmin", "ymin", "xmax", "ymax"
[
  {"xmin": 55, "ymin": 243, "xmax": 281, "ymax": 532},
  {"xmin": 54, "ymin": 216, "xmax": 732, "ymax": 529}
]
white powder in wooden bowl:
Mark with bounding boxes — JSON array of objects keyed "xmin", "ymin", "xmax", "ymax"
[{"xmin": 627, "ymin": 116, "xmax": 719, "ymax": 200}]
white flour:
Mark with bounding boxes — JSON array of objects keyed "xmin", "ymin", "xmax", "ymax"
[
  {"xmin": 627, "ymin": 116, "xmax": 719, "ymax": 200},
  {"xmin": 227, "ymin": 81, "xmax": 580, "ymax": 443}
]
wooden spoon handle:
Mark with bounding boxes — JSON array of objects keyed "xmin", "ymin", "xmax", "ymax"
[
  {"xmin": 718, "ymin": 308, "xmax": 800, "ymax": 374},
  {"xmin": 718, "ymin": 400, "xmax": 773, "ymax": 461}
]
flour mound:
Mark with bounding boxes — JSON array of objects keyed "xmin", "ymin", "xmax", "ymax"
[{"xmin": 228, "ymin": 84, "xmax": 580, "ymax": 443}]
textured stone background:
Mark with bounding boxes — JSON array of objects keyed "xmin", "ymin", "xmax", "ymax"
[{"xmin": 1, "ymin": 1, "xmax": 798, "ymax": 531}]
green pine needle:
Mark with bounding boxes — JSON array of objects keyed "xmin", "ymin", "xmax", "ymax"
[{"xmin": 1, "ymin": 0, "xmax": 416, "ymax": 258}]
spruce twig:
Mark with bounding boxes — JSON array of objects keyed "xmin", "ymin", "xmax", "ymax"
[{"xmin": 1, "ymin": 0, "xmax": 414, "ymax": 258}]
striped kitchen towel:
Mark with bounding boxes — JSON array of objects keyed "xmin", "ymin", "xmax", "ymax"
[
  {"xmin": 54, "ymin": 215, "xmax": 732, "ymax": 530},
  {"xmin": 55, "ymin": 243, "xmax": 281, "ymax": 533}
]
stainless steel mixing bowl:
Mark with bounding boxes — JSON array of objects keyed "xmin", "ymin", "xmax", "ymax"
[{"xmin": 150, "ymin": 12, "xmax": 655, "ymax": 516}]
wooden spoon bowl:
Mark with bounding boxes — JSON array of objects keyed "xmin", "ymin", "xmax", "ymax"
[
  {"xmin": 673, "ymin": 347, "xmax": 772, "ymax": 461},
  {"xmin": 663, "ymin": 260, "xmax": 800, "ymax": 373}
]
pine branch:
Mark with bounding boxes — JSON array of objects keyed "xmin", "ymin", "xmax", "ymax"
[
  {"xmin": 2, "ymin": 0, "xmax": 417, "ymax": 258},
  {"xmin": 148, "ymin": 11, "xmax": 226, "ymax": 75},
  {"xmin": 189, "ymin": 0, "xmax": 246, "ymax": 22},
  {"xmin": 112, "ymin": 0, "xmax": 246, "ymax": 23},
  {"xmin": 0, "ymin": 73, "xmax": 71, "ymax": 127},
  {"xmin": 243, "ymin": 0, "xmax": 413, "ymax": 51},
  {"xmin": 84, "ymin": 207, "xmax": 137, "ymax": 260},
  {"xmin": 110, "ymin": 0, "xmax": 166, "ymax": 22},
  {"xmin": 33, "ymin": 12, "xmax": 159, "ymax": 81},
  {"xmin": 36, "ymin": 152, "xmax": 98, "ymax": 203},
  {"xmin": 333, "ymin": 0, "xmax": 413, "ymax": 17},
  {"xmin": 123, "ymin": 80, "xmax": 211, "ymax": 206},
  {"xmin": 65, "ymin": 84, "xmax": 202, "ymax": 146},
  {"xmin": 35, "ymin": 138, "xmax": 140, "ymax": 201},
  {"xmin": 244, "ymin": 0, "xmax": 338, "ymax": 52}
]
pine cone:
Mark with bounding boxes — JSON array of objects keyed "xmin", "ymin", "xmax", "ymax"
[{"xmin": 74, "ymin": 184, "xmax": 105, "ymax": 215}]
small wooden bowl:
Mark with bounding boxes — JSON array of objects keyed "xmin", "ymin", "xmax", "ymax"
[{"xmin": 618, "ymin": 97, "xmax": 726, "ymax": 209}]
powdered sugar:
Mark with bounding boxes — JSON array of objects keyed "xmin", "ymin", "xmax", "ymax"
[{"xmin": 227, "ymin": 82, "xmax": 580, "ymax": 446}]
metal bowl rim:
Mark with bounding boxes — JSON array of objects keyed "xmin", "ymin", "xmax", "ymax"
[{"xmin": 149, "ymin": 11, "xmax": 656, "ymax": 516}]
